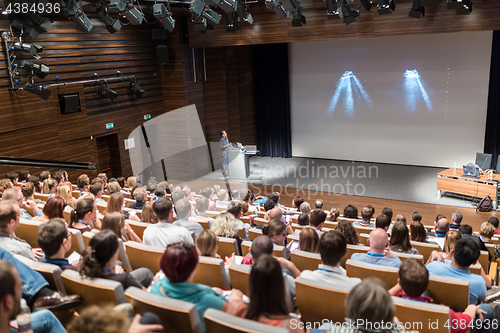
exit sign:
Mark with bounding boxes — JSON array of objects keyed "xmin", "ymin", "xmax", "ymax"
[
  {"xmin": 144, "ymin": 114, "xmax": 151, "ymax": 120},
  {"xmin": 106, "ymin": 123, "xmax": 114, "ymax": 129}
]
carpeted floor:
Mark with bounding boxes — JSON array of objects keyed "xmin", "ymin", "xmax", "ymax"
[{"xmin": 202, "ymin": 156, "xmax": 485, "ymax": 209}]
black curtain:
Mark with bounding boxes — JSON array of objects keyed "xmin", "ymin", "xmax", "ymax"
[
  {"xmin": 484, "ymin": 30, "xmax": 500, "ymax": 169},
  {"xmin": 253, "ymin": 43, "xmax": 292, "ymax": 158}
]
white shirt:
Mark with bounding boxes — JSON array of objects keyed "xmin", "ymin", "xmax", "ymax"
[
  {"xmin": 299, "ymin": 264, "xmax": 361, "ymax": 289},
  {"xmin": 143, "ymin": 222, "xmax": 194, "ymax": 248}
]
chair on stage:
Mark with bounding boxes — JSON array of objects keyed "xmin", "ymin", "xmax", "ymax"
[{"xmin": 476, "ymin": 152, "xmax": 492, "ymax": 171}]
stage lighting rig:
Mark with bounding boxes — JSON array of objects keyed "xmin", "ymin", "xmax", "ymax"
[
  {"xmin": 409, "ymin": 0, "xmax": 424, "ymax": 18},
  {"xmin": 376, "ymin": 0, "xmax": 395, "ymax": 14},
  {"xmin": 236, "ymin": 0, "xmax": 253, "ymax": 24},
  {"xmin": 128, "ymin": 78, "xmax": 144, "ymax": 98},
  {"xmin": 12, "ymin": 42, "xmax": 43, "ymax": 59},
  {"xmin": 97, "ymin": 6, "xmax": 122, "ymax": 33},
  {"xmin": 190, "ymin": 0, "xmax": 221, "ymax": 27},
  {"xmin": 265, "ymin": 0, "xmax": 288, "ymax": 18},
  {"xmin": 153, "ymin": 3, "xmax": 175, "ymax": 32},
  {"xmin": 292, "ymin": 5, "xmax": 306, "ymax": 27},
  {"xmin": 66, "ymin": 0, "xmax": 94, "ymax": 32},
  {"xmin": 325, "ymin": 0, "xmax": 340, "ymax": 19},
  {"xmin": 23, "ymin": 82, "xmax": 51, "ymax": 100},
  {"xmin": 338, "ymin": 0, "xmax": 359, "ymax": 24},
  {"xmin": 447, "ymin": 0, "xmax": 472, "ymax": 14},
  {"xmin": 110, "ymin": 0, "xmax": 128, "ymax": 11},
  {"xmin": 122, "ymin": 2, "xmax": 145, "ymax": 25},
  {"xmin": 97, "ymin": 82, "xmax": 118, "ymax": 100},
  {"xmin": 349, "ymin": 0, "xmax": 372, "ymax": 11},
  {"xmin": 20, "ymin": 61, "xmax": 49, "ymax": 79}
]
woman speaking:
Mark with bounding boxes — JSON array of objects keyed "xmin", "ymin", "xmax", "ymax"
[{"xmin": 220, "ymin": 130, "xmax": 230, "ymax": 177}]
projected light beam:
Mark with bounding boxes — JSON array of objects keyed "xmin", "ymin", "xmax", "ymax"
[
  {"xmin": 327, "ymin": 71, "xmax": 372, "ymax": 117},
  {"xmin": 403, "ymin": 69, "xmax": 432, "ymax": 112}
]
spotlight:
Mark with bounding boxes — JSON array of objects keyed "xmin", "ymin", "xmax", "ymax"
[
  {"xmin": 97, "ymin": 7, "xmax": 122, "ymax": 33},
  {"xmin": 292, "ymin": 7, "xmax": 306, "ymax": 26},
  {"xmin": 12, "ymin": 42, "xmax": 43, "ymax": 59},
  {"xmin": 109, "ymin": 0, "xmax": 128, "ymax": 11},
  {"xmin": 190, "ymin": 0, "xmax": 221, "ymax": 26},
  {"xmin": 128, "ymin": 78, "xmax": 144, "ymax": 98},
  {"xmin": 153, "ymin": 3, "xmax": 175, "ymax": 32},
  {"xmin": 447, "ymin": 0, "xmax": 472, "ymax": 14},
  {"xmin": 23, "ymin": 83, "xmax": 51, "ymax": 100},
  {"xmin": 97, "ymin": 83, "xmax": 118, "ymax": 100},
  {"xmin": 325, "ymin": 0, "xmax": 341, "ymax": 19},
  {"xmin": 265, "ymin": 0, "xmax": 288, "ymax": 18},
  {"xmin": 236, "ymin": 0, "xmax": 253, "ymax": 24},
  {"xmin": 349, "ymin": 0, "xmax": 372, "ymax": 11},
  {"xmin": 193, "ymin": 15, "xmax": 214, "ymax": 33},
  {"xmin": 376, "ymin": 0, "xmax": 395, "ymax": 14},
  {"xmin": 212, "ymin": 0, "xmax": 238, "ymax": 12},
  {"xmin": 67, "ymin": 0, "xmax": 94, "ymax": 32},
  {"xmin": 409, "ymin": 0, "xmax": 424, "ymax": 18},
  {"xmin": 122, "ymin": 3, "xmax": 144, "ymax": 25},
  {"xmin": 338, "ymin": 0, "xmax": 359, "ymax": 24},
  {"xmin": 20, "ymin": 61, "xmax": 49, "ymax": 79},
  {"xmin": 226, "ymin": 12, "xmax": 238, "ymax": 32}
]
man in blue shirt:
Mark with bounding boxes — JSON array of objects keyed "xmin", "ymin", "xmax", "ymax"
[
  {"xmin": 426, "ymin": 238, "xmax": 486, "ymax": 305},
  {"xmin": 350, "ymin": 228, "xmax": 402, "ymax": 268}
]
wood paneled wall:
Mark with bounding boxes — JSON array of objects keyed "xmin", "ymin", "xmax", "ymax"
[{"xmin": 187, "ymin": 0, "xmax": 500, "ymax": 48}]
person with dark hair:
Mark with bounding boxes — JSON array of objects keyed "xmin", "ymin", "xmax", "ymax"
[
  {"xmin": 6, "ymin": 172, "xmax": 18, "ymax": 185},
  {"xmin": 76, "ymin": 175, "xmax": 89, "ymax": 193},
  {"xmin": 335, "ymin": 220, "xmax": 360, "ymax": 245},
  {"xmin": 3, "ymin": 187, "xmax": 42, "ymax": 220},
  {"xmin": 263, "ymin": 199, "xmax": 275, "ymax": 212},
  {"xmin": 381, "ymin": 207, "xmax": 393, "ymax": 220},
  {"xmin": 329, "ymin": 207, "xmax": 340, "ymax": 222},
  {"xmin": 239, "ymin": 255, "xmax": 304, "ymax": 332},
  {"xmin": 427, "ymin": 238, "xmax": 486, "ymax": 304},
  {"xmin": 28, "ymin": 176, "xmax": 42, "ymax": 194},
  {"xmin": 39, "ymin": 170, "xmax": 51, "ymax": 183},
  {"xmin": 52, "ymin": 171, "xmax": 63, "ymax": 185},
  {"xmin": 459, "ymin": 224, "xmax": 473, "ymax": 235},
  {"xmin": 411, "ymin": 211, "xmax": 422, "ymax": 223},
  {"xmin": 89, "ymin": 182, "xmax": 106, "ymax": 206},
  {"xmin": 488, "ymin": 217, "xmax": 500, "ymax": 235},
  {"xmin": 19, "ymin": 170, "xmax": 30, "ymax": 183},
  {"xmin": 220, "ymin": 130, "xmax": 230, "ymax": 177},
  {"xmin": 351, "ymin": 229, "xmax": 402, "ymax": 268},
  {"xmin": 21, "ymin": 181, "xmax": 43, "ymax": 205},
  {"xmin": 292, "ymin": 196, "xmax": 304, "ymax": 212},
  {"xmin": 227, "ymin": 200, "xmax": 248, "ymax": 231},
  {"xmin": 300, "ymin": 230, "xmax": 361, "ymax": 287},
  {"xmin": 309, "ymin": 209, "xmax": 326, "ymax": 237},
  {"xmin": 154, "ymin": 188, "xmax": 165, "ymax": 200},
  {"xmin": 151, "ymin": 243, "xmax": 245, "ymax": 331},
  {"xmin": 297, "ymin": 213, "xmax": 309, "ymax": 226},
  {"xmin": 79, "ymin": 230, "xmax": 153, "ymax": 289},
  {"xmin": 353, "ymin": 206, "xmax": 375, "ymax": 228},
  {"xmin": 389, "ymin": 221, "xmax": 418, "ymax": 254},
  {"xmin": 38, "ymin": 220, "xmax": 76, "ymax": 271},
  {"xmin": 69, "ymin": 198, "xmax": 99, "ymax": 234},
  {"xmin": 143, "ymin": 197, "xmax": 193, "ymax": 248},
  {"xmin": 343, "ymin": 204, "xmax": 358, "ymax": 219},
  {"xmin": 34, "ymin": 196, "xmax": 66, "ymax": 223},
  {"xmin": 173, "ymin": 198, "xmax": 203, "ymax": 237},
  {"xmin": 375, "ymin": 214, "xmax": 391, "ymax": 231},
  {"xmin": 427, "ymin": 217, "xmax": 450, "ymax": 250}
]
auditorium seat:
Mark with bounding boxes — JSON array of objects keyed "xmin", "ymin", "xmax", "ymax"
[
  {"xmin": 204, "ymin": 308, "xmax": 289, "ymax": 333},
  {"xmin": 205, "ymin": 211, "xmax": 220, "ymax": 218},
  {"xmin": 125, "ymin": 220, "xmax": 150, "ymax": 240},
  {"xmin": 71, "ymin": 191, "xmax": 81, "ymax": 199},
  {"xmin": 290, "ymin": 250, "xmax": 321, "ymax": 272},
  {"xmin": 188, "ymin": 218, "xmax": 210, "ymax": 231},
  {"xmin": 290, "ymin": 224, "xmax": 308, "ymax": 232},
  {"xmin": 252, "ymin": 217, "xmax": 268, "ymax": 226},
  {"xmin": 96, "ymin": 204, "xmax": 107, "ymax": 215},
  {"xmin": 240, "ymin": 216, "xmax": 250, "ymax": 224},
  {"xmin": 358, "ymin": 233, "xmax": 370, "ymax": 246},
  {"xmin": 235, "ymin": 228, "xmax": 245, "ymax": 239},
  {"xmin": 393, "ymin": 252, "xmax": 424, "ymax": 263},
  {"xmin": 410, "ymin": 241, "xmax": 440, "ymax": 263},
  {"xmin": 124, "ymin": 241, "xmax": 163, "ymax": 273},
  {"xmin": 228, "ymin": 264, "xmax": 251, "ymax": 295},
  {"xmin": 353, "ymin": 225, "xmax": 375, "ymax": 236},
  {"xmin": 34, "ymin": 193, "xmax": 50, "ymax": 202},
  {"xmin": 393, "ymin": 297, "xmax": 450, "ymax": 333},
  {"xmin": 287, "ymin": 234, "xmax": 299, "ymax": 242},
  {"xmin": 241, "ymin": 240, "xmax": 252, "ymax": 256},
  {"xmin": 340, "ymin": 244, "xmax": 369, "ymax": 268},
  {"xmin": 346, "ymin": 259, "xmax": 399, "ymax": 288},
  {"xmin": 192, "ymin": 256, "xmax": 230, "ymax": 290},
  {"xmin": 295, "ymin": 276, "xmax": 351, "ymax": 324},
  {"xmin": 61, "ymin": 269, "xmax": 126, "ymax": 311},
  {"xmin": 117, "ymin": 238, "xmax": 132, "ymax": 273},
  {"xmin": 248, "ymin": 228, "xmax": 262, "ymax": 240},
  {"xmin": 15, "ymin": 219, "xmax": 42, "ymax": 248},
  {"xmin": 15, "ymin": 254, "xmax": 66, "ymax": 295},
  {"xmin": 124, "ymin": 198, "xmax": 135, "ymax": 208},
  {"xmin": 478, "ymin": 250, "xmax": 489, "ymax": 274},
  {"xmin": 217, "ymin": 237, "xmax": 241, "ymax": 257},
  {"xmin": 82, "ymin": 231, "xmax": 94, "ymax": 248},
  {"xmin": 125, "ymin": 286, "xmax": 203, "ymax": 333},
  {"xmin": 272, "ymin": 244, "xmax": 285, "ymax": 258},
  {"xmin": 68, "ymin": 228, "xmax": 85, "ymax": 254},
  {"xmin": 257, "ymin": 211, "xmax": 266, "ymax": 218}
]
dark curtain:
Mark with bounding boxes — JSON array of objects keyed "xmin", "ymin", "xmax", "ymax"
[
  {"xmin": 253, "ymin": 43, "xmax": 292, "ymax": 158},
  {"xmin": 484, "ymin": 30, "xmax": 500, "ymax": 170}
]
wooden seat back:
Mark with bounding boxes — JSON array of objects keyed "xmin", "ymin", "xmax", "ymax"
[
  {"xmin": 217, "ymin": 237, "xmax": 240, "ymax": 257},
  {"xmin": 68, "ymin": 228, "xmax": 85, "ymax": 254},
  {"xmin": 410, "ymin": 241, "xmax": 440, "ymax": 263},
  {"xmin": 125, "ymin": 220, "xmax": 150, "ymax": 240},
  {"xmin": 228, "ymin": 264, "xmax": 251, "ymax": 296},
  {"xmin": 290, "ymin": 250, "xmax": 322, "ymax": 272},
  {"xmin": 124, "ymin": 241, "xmax": 164, "ymax": 273},
  {"xmin": 16, "ymin": 219, "xmax": 42, "ymax": 248},
  {"xmin": 193, "ymin": 256, "xmax": 230, "ymax": 289},
  {"xmin": 204, "ymin": 308, "xmax": 288, "ymax": 333},
  {"xmin": 340, "ymin": 244, "xmax": 369, "ymax": 268},
  {"xmin": 248, "ymin": 228, "xmax": 262, "ymax": 240},
  {"xmin": 394, "ymin": 297, "xmax": 450, "ymax": 333},
  {"xmin": 15, "ymin": 254, "xmax": 66, "ymax": 295}
]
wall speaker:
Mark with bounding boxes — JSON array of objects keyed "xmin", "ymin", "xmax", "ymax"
[{"xmin": 156, "ymin": 45, "xmax": 169, "ymax": 65}]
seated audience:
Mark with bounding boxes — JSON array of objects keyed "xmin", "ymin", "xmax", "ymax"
[
  {"xmin": 328, "ymin": 206, "xmax": 340, "ymax": 222},
  {"xmin": 34, "ymin": 196, "xmax": 66, "ymax": 223},
  {"xmin": 298, "ymin": 227, "xmax": 319, "ymax": 253},
  {"xmin": 55, "ymin": 184, "xmax": 77, "ymax": 208},
  {"xmin": 335, "ymin": 220, "xmax": 360, "ymax": 245},
  {"xmin": 389, "ymin": 221, "xmax": 419, "ymax": 254},
  {"xmin": 38, "ymin": 220, "xmax": 76, "ymax": 271},
  {"xmin": 211, "ymin": 212, "xmax": 243, "ymax": 254},
  {"xmin": 296, "ymin": 213, "xmax": 309, "ymax": 226},
  {"xmin": 141, "ymin": 201, "xmax": 158, "ymax": 224},
  {"xmin": 173, "ymin": 198, "xmax": 203, "ymax": 237},
  {"xmin": 411, "ymin": 211, "xmax": 422, "ymax": 223},
  {"xmin": 488, "ymin": 217, "xmax": 500, "ymax": 236},
  {"xmin": 450, "ymin": 211, "xmax": 463, "ymax": 230},
  {"xmin": 142, "ymin": 197, "xmax": 193, "ymax": 248},
  {"xmin": 440, "ymin": 230, "xmax": 462, "ymax": 262},
  {"xmin": 352, "ymin": 206, "xmax": 375, "ymax": 228},
  {"xmin": 28, "ymin": 176, "xmax": 42, "ymax": 194},
  {"xmin": 267, "ymin": 207, "xmax": 283, "ymax": 222},
  {"xmin": 106, "ymin": 192, "xmax": 140, "ymax": 222},
  {"xmin": 394, "ymin": 214, "xmax": 406, "ymax": 225},
  {"xmin": 299, "ymin": 202, "xmax": 311, "ymax": 214},
  {"xmin": 263, "ymin": 199, "xmax": 275, "ymax": 213},
  {"xmin": 126, "ymin": 176, "xmax": 136, "ymax": 188},
  {"xmin": 102, "ymin": 212, "xmax": 141, "ymax": 243},
  {"xmin": 79, "ymin": 230, "xmax": 153, "ymax": 289},
  {"xmin": 292, "ymin": 196, "xmax": 304, "ymax": 212},
  {"xmin": 76, "ymin": 175, "xmax": 89, "ymax": 193},
  {"xmin": 479, "ymin": 221, "xmax": 495, "ymax": 244},
  {"xmin": 0, "ymin": 200, "xmax": 42, "ymax": 260},
  {"xmin": 150, "ymin": 243, "xmax": 244, "ymax": 331},
  {"xmin": 459, "ymin": 224, "xmax": 492, "ymax": 263},
  {"xmin": 18, "ymin": 170, "xmax": 30, "ymax": 183},
  {"xmin": 375, "ymin": 214, "xmax": 391, "ymax": 232},
  {"xmin": 381, "ymin": 207, "xmax": 393, "ymax": 220},
  {"xmin": 6, "ymin": 172, "xmax": 19, "ymax": 185},
  {"xmin": 89, "ymin": 182, "xmax": 107, "ymax": 207},
  {"xmin": 239, "ymin": 255, "xmax": 304, "ymax": 332},
  {"xmin": 350, "ymin": 228, "xmax": 402, "ymax": 268},
  {"xmin": 227, "ymin": 201, "xmax": 249, "ymax": 231},
  {"xmin": 343, "ymin": 204, "xmax": 358, "ymax": 219},
  {"xmin": 129, "ymin": 187, "xmax": 147, "ymax": 210},
  {"xmin": 69, "ymin": 198, "xmax": 99, "ymax": 234},
  {"xmin": 427, "ymin": 217, "xmax": 449, "ymax": 250},
  {"xmin": 189, "ymin": 196, "xmax": 214, "ymax": 224},
  {"xmin": 3, "ymin": 187, "xmax": 42, "ymax": 220},
  {"xmin": 300, "ymin": 230, "xmax": 361, "ymax": 288},
  {"xmin": 107, "ymin": 181, "xmax": 121, "ymax": 195},
  {"xmin": 41, "ymin": 179, "xmax": 57, "ymax": 197},
  {"xmin": 0, "ymin": 179, "xmax": 13, "ymax": 197},
  {"xmin": 39, "ymin": 171, "xmax": 50, "ymax": 183},
  {"xmin": 21, "ymin": 182, "xmax": 43, "ymax": 205},
  {"xmin": 410, "ymin": 220, "xmax": 427, "ymax": 242},
  {"xmin": 195, "ymin": 230, "xmax": 219, "ymax": 258},
  {"xmin": 240, "ymin": 189, "xmax": 258, "ymax": 214},
  {"xmin": 314, "ymin": 199, "xmax": 323, "ymax": 210},
  {"xmin": 309, "ymin": 209, "xmax": 326, "ymax": 237}
]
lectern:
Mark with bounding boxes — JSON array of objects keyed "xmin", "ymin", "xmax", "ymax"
[{"xmin": 228, "ymin": 147, "xmax": 249, "ymax": 180}]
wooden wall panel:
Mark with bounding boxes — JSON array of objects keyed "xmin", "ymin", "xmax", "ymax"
[{"xmin": 187, "ymin": 0, "xmax": 500, "ymax": 48}]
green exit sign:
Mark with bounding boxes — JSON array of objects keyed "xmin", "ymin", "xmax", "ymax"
[
  {"xmin": 106, "ymin": 123, "xmax": 114, "ymax": 129},
  {"xmin": 144, "ymin": 114, "xmax": 151, "ymax": 120}
]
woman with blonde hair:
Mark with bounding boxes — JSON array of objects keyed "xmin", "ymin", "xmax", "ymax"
[
  {"xmin": 329, "ymin": 207, "xmax": 340, "ymax": 222},
  {"xmin": 0, "ymin": 179, "xmax": 13, "ymax": 196},
  {"xmin": 195, "ymin": 230, "xmax": 220, "ymax": 257},
  {"xmin": 107, "ymin": 181, "xmax": 121, "ymax": 195},
  {"xmin": 441, "ymin": 230, "xmax": 462, "ymax": 261},
  {"xmin": 55, "ymin": 184, "xmax": 77, "ymax": 208},
  {"xmin": 141, "ymin": 201, "xmax": 158, "ymax": 224},
  {"xmin": 210, "ymin": 212, "xmax": 241, "ymax": 254},
  {"xmin": 126, "ymin": 176, "xmax": 136, "ymax": 188},
  {"xmin": 102, "ymin": 212, "xmax": 141, "ymax": 243},
  {"xmin": 42, "ymin": 179, "xmax": 58, "ymax": 196}
]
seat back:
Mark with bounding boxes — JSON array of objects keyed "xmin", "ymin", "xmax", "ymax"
[
  {"xmin": 427, "ymin": 274, "xmax": 469, "ymax": 312},
  {"xmin": 241, "ymin": 240, "xmax": 252, "ymax": 256},
  {"xmin": 124, "ymin": 241, "xmax": 164, "ymax": 274},
  {"xmin": 228, "ymin": 264, "xmax": 251, "ymax": 296},
  {"xmin": 340, "ymin": 244, "xmax": 369, "ymax": 268},
  {"xmin": 15, "ymin": 254, "xmax": 66, "ymax": 295},
  {"xmin": 82, "ymin": 231, "xmax": 94, "ymax": 248},
  {"xmin": 68, "ymin": 228, "xmax": 85, "ymax": 254},
  {"xmin": 61, "ymin": 269, "xmax": 126, "ymax": 311},
  {"xmin": 272, "ymin": 244, "xmax": 285, "ymax": 258},
  {"xmin": 34, "ymin": 193, "xmax": 50, "ymax": 202},
  {"xmin": 353, "ymin": 225, "xmax": 375, "ymax": 236},
  {"xmin": 248, "ymin": 228, "xmax": 262, "ymax": 240},
  {"xmin": 15, "ymin": 220, "xmax": 42, "ymax": 248},
  {"xmin": 295, "ymin": 277, "xmax": 351, "ymax": 324},
  {"xmin": 346, "ymin": 259, "xmax": 399, "ymax": 288},
  {"xmin": 193, "ymin": 256, "xmax": 230, "ymax": 290},
  {"xmin": 358, "ymin": 233, "xmax": 370, "ymax": 246},
  {"xmin": 478, "ymin": 250, "xmax": 489, "ymax": 274},
  {"xmin": 118, "ymin": 238, "xmax": 132, "ymax": 273},
  {"xmin": 125, "ymin": 286, "xmax": 203, "ymax": 333},
  {"xmin": 486, "ymin": 243, "xmax": 495, "ymax": 261},
  {"xmin": 188, "ymin": 218, "xmax": 211, "ymax": 231},
  {"xmin": 205, "ymin": 211, "xmax": 220, "ymax": 218},
  {"xmin": 217, "ymin": 237, "xmax": 240, "ymax": 257},
  {"xmin": 394, "ymin": 297, "xmax": 450, "ymax": 333},
  {"xmin": 253, "ymin": 217, "xmax": 268, "ymax": 226},
  {"xmin": 125, "ymin": 220, "xmax": 150, "ymax": 240},
  {"xmin": 204, "ymin": 308, "xmax": 289, "ymax": 333},
  {"xmin": 476, "ymin": 152, "xmax": 492, "ymax": 171},
  {"xmin": 322, "ymin": 222, "xmax": 338, "ymax": 229},
  {"xmin": 410, "ymin": 241, "xmax": 440, "ymax": 263},
  {"xmin": 394, "ymin": 252, "xmax": 424, "ymax": 263},
  {"xmin": 290, "ymin": 250, "xmax": 321, "ymax": 272}
]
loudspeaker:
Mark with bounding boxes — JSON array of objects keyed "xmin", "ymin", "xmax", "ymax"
[
  {"xmin": 156, "ymin": 45, "xmax": 169, "ymax": 65},
  {"xmin": 59, "ymin": 93, "xmax": 81, "ymax": 115}
]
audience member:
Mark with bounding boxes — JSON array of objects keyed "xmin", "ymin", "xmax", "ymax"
[
  {"xmin": 126, "ymin": 176, "xmax": 136, "ymax": 188},
  {"xmin": 314, "ymin": 199, "xmax": 324, "ymax": 209},
  {"xmin": 55, "ymin": 184, "xmax": 77, "ymax": 208},
  {"xmin": 150, "ymin": 243, "xmax": 244, "ymax": 331},
  {"xmin": 292, "ymin": 196, "xmax": 304, "ymax": 212},
  {"xmin": 76, "ymin": 175, "xmax": 89, "ymax": 193},
  {"xmin": 298, "ymin": 227, "xmax": 319, "ymax": 253},
  {"xmin": 411, "ymin": 211, "xmax": 422, "ymax": 223},
  {"xmin": 297, "ymin": 213, "xmax": 309, "ymax": 226},
  {"xmin": 441, "ymin": 230, "xmax": 462, "ymax": 261},
  {"xmin": 129, "ymin": 187, "xmax": 147, "ymax": 210},
  {"xmin": 335, "ymin": 220, "xmax": 360, "ymax": 245},
  {"xmin": 350, "ymin": 228, "xmax": 402, "ymax": 268},
  {"xmin": 381, "ymin": 207, "xmax": 393, "ymax": 220},
  {"xmin": 375, "ymin": 214, "xmax": 391, "ymax": 232},
  {"xmin": 343, "ymin": 204, "xmax": 358, "ymax": 219},
  {"xmin": 69, "ymin": 198, "xmax": 99, "ymax": 234},
  {"xmin": 427, "ymin": 217, "xmax": 449, "ymax": 250},
  {"xmin": 6, "ymin": 173, "xmax": 18, "ymax": 185},
  {"xmin": 267, "ymin": 207, "xmax": 283, "ymax": 222},
  {"xmin": 450, "ymin": 211, "xmax": 463, "ymax": 230},
  {"xmin": 189, "ymin": 196, "xmax": 215, "ymax": 225},
  {"xmin": 195, "ymin": 230, "xmax": 219, "ymax": 257},
  {"xmin": 38, "ymin": 220, "xmax": 76, "ymax": 271},
  {"xmin": 479, "ymin": 222, "xmax": 495, "ymax": 244},
  {"xmin": 299, "ymin": 202, "xmax": 311, "ymax": 214},
  {"xmin": 263, "ymin": 199, "xmax": 275, "ymax": 212},
  {"xmin": 0, "ymin": 179, "xmax": 13, "ymax": 197},
  {"xmin": 328, "ymin": 207, "xmax": 340, "ymax": 222},
  {"xmin": 143, "ymin": 198, "xmax": 193, "ymax": 248},
  {"xmin": 102, "ymin": 212, "xmax": 142, "ymax": 243},
  {"xmin": 353, "ymin": 206, "xmax": 375, "ymax": 228},
  {"xmin": 227, "ymin": 201, "xmax": 249, "ymax": 231},
  {"xmin": 410, "ymin": 221, "xmax": 427, "ymax": 242},
  {"xmin": 89, "ymin": 182, "xmax": 106, "ymax": 207},
  {"xmin": 389, "ymin": 221, "xmax": 419, "ymax": 254},
  {"xmin": 173, "ymin": 198, "xmax": 203, "ymax": 237},
  {"xmin": 34, "ymin": 196, "xmax": 66, "ymax": 223},
  {"xmin": 106, "ymin": 192, "xmax": 140, "ymax": 222},
  {"xmin": 39, "ymin": 170, "xmax": 51, "ymax": 182},
  {"xmin": 2, "ymin": 187, "xmax": 42, "ymax": 220},
  {"xmin": 488, "ymin": 217, "xmax": 500, "ymax": 236},
  {"xmin": 18, "ymin": 170, "xmax": 30, "ymax": 183},
  {"xmin": 309, "ymin": 209, "xmax": 326, "ymax": 237},
  {"xmin": 41, "ymin": 179, "xmax": 57, "ymax": 197},
  {"xmin": 394, "ymin": 214, "xmax": 406, "ymax": 225},
  {"xmin": 21, "ymin": 182, "xmax": 42, "ymax": 205},
  {"xmin": 141, "ymin": 201, "xmax": 158, "ymax": 224},
  {"xmin": 211, "ymin": 212, "xmax": 242, "ymax": 254}
]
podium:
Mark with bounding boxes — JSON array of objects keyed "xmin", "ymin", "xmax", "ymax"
[{"xmin": 228, "ymin": 148, "xmax": 249, "ymax": 180}]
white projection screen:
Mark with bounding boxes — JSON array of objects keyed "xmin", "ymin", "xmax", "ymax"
[{"xmin": 289, "ymin": 31, "xmax": 493, "ymax": 168}]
